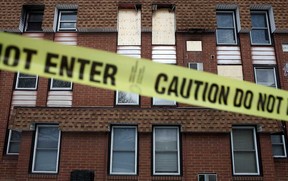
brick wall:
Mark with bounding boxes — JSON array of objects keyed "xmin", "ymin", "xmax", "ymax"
[
  {"xmin": 1, "ymin": 1, "xmax": 288, "ymax": 32},
  {"xmin": 0, "ymin": 71, "xmax": 15, "ymax": 180}
]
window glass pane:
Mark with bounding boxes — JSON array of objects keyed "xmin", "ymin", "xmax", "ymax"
[
  {"xmin": 272, "ymin": 145, "xmax": 285, "ymax": 156},
  {"xmin": 117, "ymin": 91, "xmax": 138, "ymax": 104},
  {"xmin": 52, "ymin": 79, "xmax": 72, "ymax": 89},
  {"xmin": 251, "ymin": 29, "xmax": 270, "ymax": 44},
  {"xmin": 208, "ymin": 175, "xmax": 217, "ymax": 181},
  {"xmin": 34, "ymin": 150, "xmax": 58, "ymax": 171},
  {"xmin": 155, "ymin": 152, "xmax": 178, "ymax": 172},
  {"xmin": 11, "ymin": 131, "xmax": 21, "ymax": 141},
  {"xmin": 271, "ymin": 135, "xmax": 283, "ymax": 144},
  {"xmin": 255, "ymin": 68, "xmax": 276, "ymax": 87},
  {"xmin": 198, "ymin": 175, "xmax": 205, "ymax": 181},
  {"xmin": 9, "ymin": 142, "xmax": 20, "ymax": 153},
  {"xmin": 37, "ymin": 127, "xmax": 59, "ymax": 148},
  {"xmin": 217, "ymin": 29, "xmax": 235, "ymax": 44},
  {"xmin": 61, "ymin": 13, "xmax": 77, "ymax": 21},
  {"xmin": 234, "ymin": 152, "xmax": 257, "ymax": 173},
  {"xmin": 251, "ymin": 14, "xmax": 267, "ymax": 27},
  {"xmin": 17, "ymin": 78, "xmax": 37, "ymax": 88},
  {"xmin": 112, "ymin": 152, "xmax": 135, "ymax": 172},
  {"xmin": 26, "ymin": 22, "xmax": 42, "ymax": 31},
  {"xmin": 60, "ymin": 22, "xmax": 76, "ymax": 29},
  {"xmin": 29, "ymin": 13, "xmax": 43, "ymax": 22},
  {"xmin": 113, "ymin": 128, "xmax": 135, "ymax": 150},
  {"xmin": 217, "ymin": 13, "xmax": 234, "ymax": 27},
  {"xmin": 233, "ymin": 129, "xmax": 254, "ymax": 150},
  {"xmin": 155, "ymin": 128, "xmax": 177, "ymax": 151}
]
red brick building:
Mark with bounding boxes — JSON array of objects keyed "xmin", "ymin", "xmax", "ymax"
[{"xmin": 1, "ymin": 0, "xmax": 288, "ymax": 180}]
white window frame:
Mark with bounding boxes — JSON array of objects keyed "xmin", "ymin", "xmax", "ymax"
[
  {"xmin": 6, "ymin": 130, "xmax": 21, "ymax": 155},
  {"xmin": 116, "ymin": 91, "xmax": 139, "ymax": 105},
  {"xmin": 110, "ymin": 126, "xmax": 138, "ymax": 175},
  {"xmin": 15, "ymin": 72, "xmax": 38, "ymax": 90},
  {"xmin": 250, "ymin": 11, "xmax": 271, "ymax": 45},
  {"xmin": 57, "ymin": 10, "xmax": 77, "ymax": 31},
  {"xmin": 198, "ymin": 174, "xmax": 217, "ymax": 181},
  {"xmin": 231, "ymin": 126, "xmax": 260, "ymax": 175},
  {"xmin": 254, "ymin": 67, "xmax": 278, "ymax": 88},
  {"xmin": 32, "ymin": 125, "xmax": 61, "ymax": 174},
  {"xmin": 216, "ymin": 11, "xmax": 238, "ymax": 45},
  {"xmin": 153, "ymin": 126, "xmax": 180, "ymax": 175},
  {"xmin": 271, "ymin": 134, "xmax": 287, "ymax": 158},
  {"xmin": 50, "ymin": 78, "xmax": 73, "ymax": 90}
]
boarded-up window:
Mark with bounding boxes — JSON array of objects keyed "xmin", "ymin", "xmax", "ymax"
[
  {"xmin": 152, "ymin": 9, "xmax": 175, "ymax": 45},
  {"xmin": 118, "ymin": 10, "xmax": 141, "ymax": 45},
  {"xmin": 217, "ymin": 65, "xmax": 243, "ymax": 80}
]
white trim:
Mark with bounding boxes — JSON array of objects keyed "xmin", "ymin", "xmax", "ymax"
[
  {"xmin": 153, "ymin": 126, "xmax": 180, "ymax": 175},
  {"xmin": 50, "ymin": 78, "xmax": 73, "ymax": 90},
  {"xmin": 6, "ymin": 130, "xmax": 21, "ymax": 155},
  {"xmin": 32, "ymin": 125, "xmax": 61, "ymax": 174},
  {"xmin": 110, "ymin": 126, "xmax": 137, "ymax": 175},
  {"xmin": 250, "ymin": 11, "xmax": 271, "ymax": 45},
  {"xmin": 254, "ymin": 67, "xmax": 278, "ymax": 88},
  {"xmin": 57, "ymin": 10, "xmax": 77, "ymax": 31},
  {"xmin": 231, "ymin": 126, "xmax": 260, "ymax": 175},
  {"xmin": 271, "ymin": 135, "xmax": 287, "ymax": 158},
  {"xmin": 15, "ymin": 72, "xmax": 38, "ymax": 90},
  {"xmin": 216, "ymin": 11, "xmax": 238, "ymax": 45}
]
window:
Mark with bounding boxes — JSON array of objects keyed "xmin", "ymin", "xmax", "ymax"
[
  {"xmin": 32, "ymin": 125, "xmax": 61, "ymax": 173},
  {"xmin": 6, "ymin": 130, "xmax": 21, "ymax": 155},
  {"xmin": 216, "ymin": 11, "xmax": 237, "ymax": 44},
  {"xmin": 57, "ymin": 10, "xmax": 77, "ymax": 31},
  {"xmin": 153, "ymin": 126, "xmax": 180, "ymax": 175},
  {"xmin": 250, "ymin": 11, "xmax": 271, "ymax": 45},
  {"xmin": 50, "ymin": 79, "xmax": 72, "ymax": 90},
  {"xmin": 198, "ymin": 174, "xmax": 217, "ymax": 181},
  {"xmin": 254, "ymin": 67, "xmax": 277, "ymax": 88},
  {"xmin": 116, "ymin": 91, "xmax": 139, "ymax": 105},
  {"xmin": 110, "ymin": 126, "xmax": 137, "ymax": 175},
  {"xmin": 271, "ymin": 134, "xmax": 287, "ymax": 158},
  {"xmin": 188, "ymin": 62, "xmax": 203, "ymax": 71},
  {"xmin": 231, "ymin": 126, "xmax": 260, "ymax": 175},
  {"xmin": 24, "ymin": 10, "xmax": 44, "ymax": 31},
  {"xmin": 15, "ymin": 72, "xmax": 38, "ymax": 90}
]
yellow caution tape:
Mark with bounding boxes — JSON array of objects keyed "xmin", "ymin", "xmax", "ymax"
[{"xmin": 0, "ymin": 32, "xmax": 287, "ymax": 121}]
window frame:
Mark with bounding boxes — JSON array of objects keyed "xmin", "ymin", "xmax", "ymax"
[
  {"xmin": 57, "ymin": 10, "xmax": 77, "ymax": 31},
  {"xmin": 115, "ymin": 91, "xmax": 140, "ymax": 106},
  {"xmin": 15, "ymin": 72, "xmax": 38, "ymax": 90},
  {"xmin": 24, "ymin": 10, "xmax": 44, "ymax": 32},
  {"xmin": 153, "ymin": 126, "xmax": 181, "ymax": 176},
  {"xmin": 109, "ymin": 126, "xmax": 138, "ymax": 175},
  {"xmin": 231, "ymin": 126, "xmax": 260, "ymax": 176},
  {"xmin": 254, "ymin": 66, "xmax": 278, "ymax": 88},
  {"xmin": 250, "ymin": 11, "xmax": 271, "ymax": 45},
  {"xmin": 32, "ymin": 125, "xmax": 61, "ymax": 174},
  {"xmin": 198, "ymin": 173, "xmax": 217, "ymax": 181},
  {"xmin": 6, "ymin": 130, "xmax": 21, "ymax": 155},
  {"xmin": 216, "ymin": 11, "xmax": 238, "ymax": 45},
  {"xmin": 271, "ymin": 134, "xmax": 287, "ymax": 158},
  {"xmin": 50, "ymin": 78, "xmax": 73, "ymax": 90}
]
